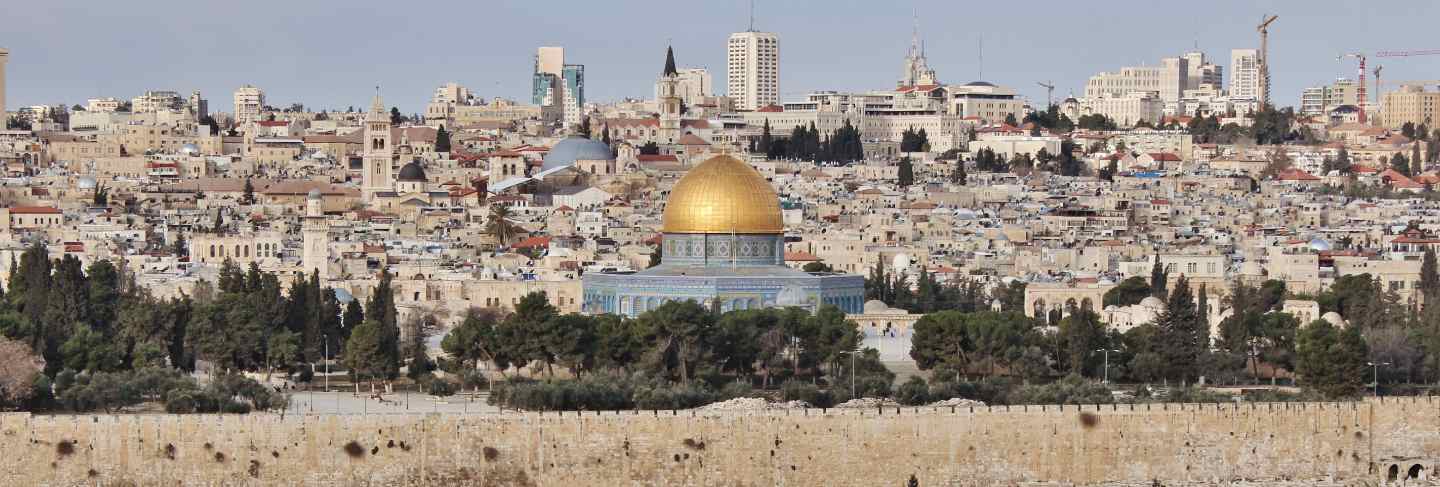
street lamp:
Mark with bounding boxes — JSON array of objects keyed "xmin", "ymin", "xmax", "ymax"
[
  {"xmin": 323, "ymin": 334, "xmax": 330, "ymax": 393},
  {"xmin": 1368, "ymin": 361, "xmax": 1391, "ymax": 397},
  {"xmin": 837, "ymin": 350, "xmax": 858, "ymax": 399},
  {"xmin": 1094, "ymin": 349, "xmax": 1120, "ymax": 383}
]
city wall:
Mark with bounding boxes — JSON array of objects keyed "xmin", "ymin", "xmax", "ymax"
[{"xmin": 2, "ymin": 398, "xmax": 1438, "ymax": 486}]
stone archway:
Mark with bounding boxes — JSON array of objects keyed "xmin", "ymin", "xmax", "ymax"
[{"xmin": 1409, "ymin": 463, "xmax": 1425, "ymax": 480}]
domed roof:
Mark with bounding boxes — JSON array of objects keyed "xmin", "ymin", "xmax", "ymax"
[
  {"xmin": 1322, "ymin": 311, "xmax": 1346, "ymax": 327},
  {"xmin": 179, "ymin": 143, "xmax": 201, "ymax": 156},
  {"xmin": 544, "ymin": 135, "xmax": 613, "ymax": 171},
  {"xmin": 964, "ymin": 81, "xmax": 996, "ymax": 87},
  {"xmin": 1140, "ymin": 296, "xmax": 1164, "ymax": 308},
  {"xmin": 1308, "ymin": 237, "xmax": 1332, "ymax": 252},
  {"xmin": 397, "ymin": 160, "xmax": 427, "ymax": 182},
  {"xmin": 661, "ymin": 155, "xmax": 783, "ymax": 234},
  {"xmin": 863, "ymin": 300, "xmax": 891, "ymax": 313},
  {"xmin": 77, "ymin": 176, "xmax": 97, "ymax": 190}
]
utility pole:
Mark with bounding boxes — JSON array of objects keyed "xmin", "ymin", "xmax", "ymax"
[{"xmin": 1094, "ymin": 349, "xmax": 1119, "ymax": 383}]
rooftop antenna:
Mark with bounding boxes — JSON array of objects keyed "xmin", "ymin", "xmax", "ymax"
[
  {"xmin": 978, "ymin": 35, "xmax": 984, "ymax": 81},
  {"xmin": 748, "ymin": 0, "xmax": 755, "ymax": 32}
]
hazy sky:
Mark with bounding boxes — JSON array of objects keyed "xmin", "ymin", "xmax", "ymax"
[{"xmin": 6, "ymin": 0, "xmax": 1439, "ymax": 114}]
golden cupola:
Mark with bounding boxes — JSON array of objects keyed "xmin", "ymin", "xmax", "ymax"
[{"xmin": 661, "ymin": 155, "xmax": 783, "ymax": 234}]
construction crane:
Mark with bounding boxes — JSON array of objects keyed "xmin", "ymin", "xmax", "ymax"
[
  {"xmin": 1376, "ymin": 49, "xmax": 1440, "ymax": 58},
  {"xmin": 1256, "ymin": 14, "xmax": 1278, "ymax": 105},
  {"xmin": 1036, "ymin": 81, "xmax": 1055, "ymax": 108},
  {"xmin": 1374, "ymin": 65, "xmax": 1383, "ymax": 110},
  {"xmin": 1338, "ymin": 53, "xmax": 1368, "ymax": 124}
]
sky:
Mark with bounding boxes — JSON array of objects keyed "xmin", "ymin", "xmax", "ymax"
[{"xmin": 6, "ymin": 0, "xmax": 1440, "ymax": 115}]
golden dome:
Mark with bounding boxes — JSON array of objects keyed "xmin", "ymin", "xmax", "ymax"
[{"xmin": 662, "ymin": 155, "xmax": 783, "ymax": 234}]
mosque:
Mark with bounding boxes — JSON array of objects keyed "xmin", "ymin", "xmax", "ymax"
[{"xmin": 582, "ymin": 154, "xmax": 865, "ymax": 317}]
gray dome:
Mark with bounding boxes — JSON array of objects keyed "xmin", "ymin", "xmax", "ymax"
[
  {"xmin": 179, "ymin": 143, "xmax": 201, "ymax": 156},
  {"xmin": 543, "ymin": 135, "xmax": 613, "ymax": 171},
  {"xmin": 1308, "ymin": 237, "xmax": 1332, "ymax": 252},
  {"xmin": 77, "ymin": 176, "xmax": 97, "ymax": 190},
  {"xmin": 397, "ymin": 160, "xmax": 427, "ymax": 182},
  {"xmin": 964, "ymin": 81, "xmax": 996, "ymax": 87}
]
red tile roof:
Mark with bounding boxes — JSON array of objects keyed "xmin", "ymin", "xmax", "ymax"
[
  {"xmin": 755, "ymin": 105, "xmax": 784, "ymax": 113},
  {"xmin": 8, "ymin": 206, "xmax": 61, "ymax": 215},
  {"xmin": 512, "ymin": 236, "xmax": 551, "ymax": 249}
]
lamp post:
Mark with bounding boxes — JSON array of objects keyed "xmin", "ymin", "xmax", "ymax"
[
  {"xmin": 323, "ymin": 334, "xmax": 330, "ymax": 393},
  {"xmin": 838, "ymin": 350, "xmax": 857, "ymax": 399},
  {"xmin": 1094, "ymin": 349, "xmax": 1120, "ymax": 384},
  {"xmin": 1368, "ymin": 361, "xmax": 1391, "ymax": 397}
]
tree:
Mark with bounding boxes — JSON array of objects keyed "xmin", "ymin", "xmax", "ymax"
[
  {"xmin": 952, "ymin": 160, "xmax": 968, "ymax": 186},
  {"xmin": 1154, "ymin": 276, "xmax": 1203, "ymax": 383},
  {"xmin": 1402, "ymin": 122, "xmax": 1417, "ymax": 140},
  {"xmin": 635, "ymin": 300, "xmax": 714, "ymax": 384},
  {"xmin": 367, "ymin": 269, "xmax": 401, "ymax": 379},
  {"xmin": 1296, "ymin": 320, "xmax": 1369, "ymax": 398},
  {"xmin": 639, "ymin": 142, "xmax": 660, "ymax": 155},
  {"xmin": 241, "ymin": 178, "xmax": 256, "ymax": 205},
  {"xmin": 389, "ymin": 107, "xmax": 404, "ymax": 125},
  {"xmin": 441, "ymin": 308, "xmax": 504, "ymax": 370},
  {"xmin": 1058, "ymin": 310, "xmax": 1106, "ymax": 376},
  {"xmin": 897, "ymin": 157, "xmax": 914, "ymax": 186},
  {"xmin": 434, "ymin": 125, "xmax": 452, "ymax": 153},
  {"xmin": 1392, "ymin": 153, "xmax": 1412, "ymax": 177},
  {"xmin": 1149, "ymin": 257, "xmax": 1167, "ymax": 298},
  {"xmin": 1102, "ymin": 277, "xmax": 1150, "ymax": 308},
  {"xmin": 578, "ymin": 116, "xmax": 592, "ymax": 138},
  {"xmin": 1004, "ymin": 113, "xmax": 1019, "ymax": 127},
  {"xmin": 485, "ymin": 204, "xmax": 522, "ymax": 247},
  {"xmin": 1421, "ymin": 249, "xmax": 1439, "ymax": 297},
  {"xmin": 343, "ymin": 317, "xmax": 387, "ymax": 381}
]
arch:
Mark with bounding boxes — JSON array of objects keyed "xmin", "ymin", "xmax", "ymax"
[
  {"xmin": 209, "ymin": 245, "xmax": 215, "ymax": 258},
  {"xmin": 1047, "ymin": 308, "xmax": 1062, "ymax": 326},
  {"xmin": 234, "ymin": 245, "xmax": 241, "ymax": 257},
  {"xmin": 1064, "ymin": 298, "xmax": 1078, "ymax": 315},
  {"xmin": 1409, "ymin": 464, "xmax": 1425, "ymax": 480},
  {"xmin": 1032, "ymin": 299, "xmax": 1046, "ymax": 319},
  {"xmin": 1389, "ymin": 464, "xmax": 1400, "ymax": 481}
]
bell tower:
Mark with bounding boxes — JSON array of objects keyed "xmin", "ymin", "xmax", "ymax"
[
  {"xmin": 302, "ymin": 189, "xmax": 329, "ymax": 280},
  {"xmin": 362, "ymin": 88, "xmax": 393, "ymax": 199},
  {"xmin": 658, "ymin": 46, "xmax": 682, "ymax": 143}
]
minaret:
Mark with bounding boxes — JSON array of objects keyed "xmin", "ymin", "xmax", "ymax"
[
  {"xmin": 362, "ymin": 89, "xmax": 393, "ymax": 199},
  {"xmin": 302, "ymin": 189, "xmax": 329, "ymax": 280},
  {"xmin": 658, "ymin": 46, "xmax": 682, "ymax": 143}
]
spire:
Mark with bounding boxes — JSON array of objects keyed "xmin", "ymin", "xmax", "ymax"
[
  {"xmin": 910, "ymin": 11, "xmax": 920, "ymax": 58},
  {"xmin": 663, "ymin": 45, "xmax": 678, "ymax": 77},
  {"xmin": 370, "ymin": 85, "xmax": 384, "ymax": 113}
]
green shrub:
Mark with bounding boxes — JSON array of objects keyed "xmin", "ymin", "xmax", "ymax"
[
  {"xmin": 780, "ymin": 379, "xmax": 833, "ymax": 407},
  {"xmin": 164, "ymin": 392, "xmax": 196, "ymax": 414},
  {"xmin": 428, "ymin": 379, "xmax": 456, "ymax": 397},
  {"xmin": 720, "ymin": 380, "xmax": 754, "ymax": 399},
  {"xmin": 220, "ymin": 401, "xmax": 252, "ymax": 414},
  {"xmin": 895, "ymin": 376, "xmax": 930, "ymax": 405}
]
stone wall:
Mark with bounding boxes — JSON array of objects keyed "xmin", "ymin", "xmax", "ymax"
[{"xmin": 2, "ymin": 398, "xmax": 1437, "ymax": 486}]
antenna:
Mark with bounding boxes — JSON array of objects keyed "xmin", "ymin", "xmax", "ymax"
[
  {"xmin": 748, "ymin": 0, "xmax": 755, "ymax": 32},
  {"xmin": 978, "ymin": 35, "xmax": 984, "ymax": 81}
]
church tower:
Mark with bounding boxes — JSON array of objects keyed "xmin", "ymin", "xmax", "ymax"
[
  {"xmin": 362, "ymin": 90, "xmax": 393, "ymax": 199},
  {"xmin": 657, "ymin": 46, "xmax": 683, "ymax": 143},
  {"xmin": 302, "ymin": 189, "xmax": 329, "ymax": 280},
  {"xmin": 898, "ymin": 17, "xmax": 937, "ymax": 87}
]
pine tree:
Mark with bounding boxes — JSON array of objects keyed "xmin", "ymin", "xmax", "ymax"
[
  {"xmin": 952, "ymin": 161, "xmax": 968, "ymax": 186},
  {"xmin": 1413, "ymin": 143, "xmax": 1424, "ymax": 176},
  {"xmin": 1392, "ymin": 153, "xmax": 1411, "ymax": 176},
  {"xmin": 365, "ymin": 268, "xmax": 401, "ymax": 379},
  {"xmin": 1150, "ymin": 257, "xmax": 1168, "ymax": 298},
  {"xmin": 434, "ymin": 125, "xmax": 452, "ymax": 153},
  {"xmin": 898, "ymin": 157, "xmax": 914, "ymax": 186},
  {"xmin": 1155, "ymin": 276, "xmax": 1202, "ymax": 383},
  {"xmin": 1421, "ymin": 249, "xmax": 1440, "ymax": 299},
  {"xmin": 241, "ymin": 179, "xmax": 255, "ymax": 205}
]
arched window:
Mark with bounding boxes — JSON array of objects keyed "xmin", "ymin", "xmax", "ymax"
[{"xmin": 209, "ymin": 245, "xmax": 215, "ymax": 258}]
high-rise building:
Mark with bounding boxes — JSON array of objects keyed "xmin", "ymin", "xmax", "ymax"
[
  {"xmin": 131, "ymin": 90, "xmax": 184, "ymax": 113},
  {"xmin": 1181, "ymin": 51, "xmax": 1223, "ymax": 90},
  {"xmin": 0, "ymin": 48, "xmax": 9, "ymax": 117},
  {"xmin": 727, "ymin": 31, "xmax": 779, "ymax": 110},
  {"xmin": 1382, "ymin": 85, "xmax": 1440, "ymax": 130},
  {"xmin": 233, "ymin": 84, "xmax": 265, "ymax": 124},
  {"xmin": 531, "ymin": 47, "xmax": 584, "ymax": 128},
  {"xmin": 188, "ymin": 90, "xmax": 208, "ymax": 121},
  {"xmin": 1229, "ymin": 49, "xmax": 1266, "ymax": 103},
  {"xmin": 1300, "ymin": 78, "xmax": 1361, "ymax": 117}
]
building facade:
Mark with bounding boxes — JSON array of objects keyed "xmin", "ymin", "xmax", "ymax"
[
  {"xmin": 233, "ymin": 84, "xmax": 265, "ymax": 125},
  {"xmin": 1229, "ymin": 49, "xmax": 1265, "ymax": 103},
  {"xmin": 727, "ymin": 31, "xmax": 779, "ymax": 111},
  {"xmin": 1382, "ymin": 85, "xmax": 1440, "ymax": 130}
]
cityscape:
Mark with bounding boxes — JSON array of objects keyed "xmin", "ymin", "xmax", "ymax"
[{"xmin": 4, "ymin": 1, "xmax": 1440, "ymax": 485}]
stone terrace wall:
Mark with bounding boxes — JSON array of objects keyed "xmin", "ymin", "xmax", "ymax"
[{"xmin": 1, "ymin": 398, "xmax": 1437, "ymax": 486}]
